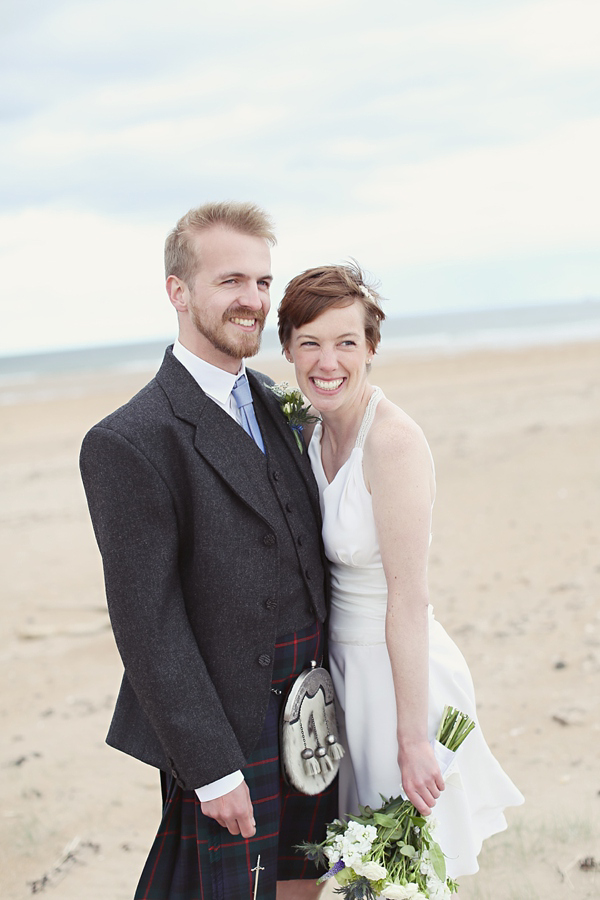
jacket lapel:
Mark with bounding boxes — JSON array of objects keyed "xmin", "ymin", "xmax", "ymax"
[
  {"xmin": 155, "ymin": 349, "xmax": 283, "ymax": 527},
  {"xmin": 248, "ymin": 369, "xmax": 322, "ymax": 520}
]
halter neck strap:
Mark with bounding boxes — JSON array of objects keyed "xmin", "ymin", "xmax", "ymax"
[{"xmin": 355, "ymin": 387, "xmax": 384, "ymax": 449}]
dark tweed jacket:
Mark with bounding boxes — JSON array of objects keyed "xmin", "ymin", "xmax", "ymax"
[{"xmin": 79, "ymin": 347, "xmax": 327, "ymax": 790}]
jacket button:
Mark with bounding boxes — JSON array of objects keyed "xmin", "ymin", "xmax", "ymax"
[
  {"xmin": 258, "ymin": 654, "xmax": 271, "ymax": 667},
  {"xmin": 297, "ymin": 534, "xmax": 304, "ymax": 546},
  {"xmin": 272, "ymin": 470, "xmax": 281, "ymax": 481},
  {"xmin": 304, "ymin": 568, "xmax": 312, "ymax": 581},
  {"xmin": 286, "ymin": 502, "xmax": 293, "ymax": 513},
  {"xmin": 263, "ymin": 533, "xmax": 276, "ymax": 547},
  {"xmin": 265, "ymin": 598, "xmax": 277, "ymax": 611}
]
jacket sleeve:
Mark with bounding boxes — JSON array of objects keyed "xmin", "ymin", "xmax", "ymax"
[{"xmin": 80, "ymin": 423, "xmax": 247, "ymax": 788}]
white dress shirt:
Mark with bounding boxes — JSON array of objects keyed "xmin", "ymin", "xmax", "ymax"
[{"xmin": 172, "ymin": 339, "xmax": 245, "ymax": 802}]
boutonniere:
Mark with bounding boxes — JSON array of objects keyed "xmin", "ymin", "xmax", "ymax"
[{"xmin": 269, "ymin": 382, "xmax": 320, "ymax": 453}]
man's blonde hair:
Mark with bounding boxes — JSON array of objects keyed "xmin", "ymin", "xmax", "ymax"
[{"xmin": 164, "ymin": 201, "xmax": 276, "ymax": 284}]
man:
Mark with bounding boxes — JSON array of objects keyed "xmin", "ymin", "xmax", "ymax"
[{"xmin": 80, "ymin": 202, "xmax": 336, "ymax": 900}]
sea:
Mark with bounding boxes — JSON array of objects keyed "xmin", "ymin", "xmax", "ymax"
[{"xmin": 1, "ymin": 299, "xmax": 599, "ymax": 404}]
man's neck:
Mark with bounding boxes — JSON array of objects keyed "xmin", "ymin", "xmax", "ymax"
[{"xmin": 176, "ymin": 334, "xmax": 243, "ymax": 375}]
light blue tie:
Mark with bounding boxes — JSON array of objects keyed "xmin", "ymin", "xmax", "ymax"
[{"xmin": 231, "ymin": 374, "xmax": 265, "ymax": 453}]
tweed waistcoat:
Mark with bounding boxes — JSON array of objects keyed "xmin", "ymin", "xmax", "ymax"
[{"xmin": 252, "ymin": 385, "xmax": 327, "ymax": 635}]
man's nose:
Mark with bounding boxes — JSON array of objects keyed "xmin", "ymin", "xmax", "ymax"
[{"xmin": 239, "ymin": 282, "xmax": 263, "ymax": 308}]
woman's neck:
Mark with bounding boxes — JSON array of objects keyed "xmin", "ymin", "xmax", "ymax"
[{"xmin": 319, "ymin": 383, "xmax": 375, "ymax": 456}]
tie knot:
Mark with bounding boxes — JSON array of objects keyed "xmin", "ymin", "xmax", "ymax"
[{"xmin": 232, "ymin": 374, "xmax": 253, "ymax": 409}]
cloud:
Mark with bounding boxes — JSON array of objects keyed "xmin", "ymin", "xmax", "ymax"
[
  {"xmin": 0, "ymin": 0, "xmax": 599, "ymax": 352},
  {"xmin": 0, "ymin": 208, "xmax": 173, "ymax": 355}
]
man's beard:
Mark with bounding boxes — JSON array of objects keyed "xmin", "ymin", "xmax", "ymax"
[{"xmin": 190, "ymin": 304, "xmax": 266, "ymax": 359}]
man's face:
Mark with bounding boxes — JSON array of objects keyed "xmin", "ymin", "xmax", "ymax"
[{"xmin": 181, "ymin": 226, "xmax": 272, "ymax": 370}]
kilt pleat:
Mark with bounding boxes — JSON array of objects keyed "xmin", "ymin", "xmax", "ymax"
[{"xmin": 135, "ymin": 620, "xmax": 338, "ymax": 900}]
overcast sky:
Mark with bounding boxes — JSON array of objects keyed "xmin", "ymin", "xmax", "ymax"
[{"xmin": 1, "ymin": 0, "xmax": 599, "ymax": 355}]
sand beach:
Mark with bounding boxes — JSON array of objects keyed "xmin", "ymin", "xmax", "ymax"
[{"xmin": 1, "ymin": 339, "xmax": 598, "ymax": 899}]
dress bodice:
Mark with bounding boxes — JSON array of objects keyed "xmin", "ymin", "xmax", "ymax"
[{"xmin": 308, "ymin": 388, "xmax": 389, "ymax": 643}]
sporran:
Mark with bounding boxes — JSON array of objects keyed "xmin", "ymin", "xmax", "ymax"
[{"xmin": 280, "ymin": 661, "xmax": 344, "ymax": 795}]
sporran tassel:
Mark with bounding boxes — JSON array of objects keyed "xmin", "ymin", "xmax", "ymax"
[
  {"xmin": 326, "ymin": 735, "xmax": 345, "ymax": 760},
  {"xmin": 301, "ymin": 747, "xmax": 321, "ymax": 777},
  {"xmin": 319, "ymin": 753, "xmax": 335, "ymax": 774}
]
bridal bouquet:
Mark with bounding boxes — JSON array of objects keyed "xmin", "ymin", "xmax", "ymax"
[{"xmin": 299, "ymin": 706, "xmax": 475, "ymax": 899}]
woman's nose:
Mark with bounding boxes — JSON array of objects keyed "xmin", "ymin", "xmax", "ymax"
[{"xmin": 318, "ymin": 347, "xmax": 338, "ymax": 370}]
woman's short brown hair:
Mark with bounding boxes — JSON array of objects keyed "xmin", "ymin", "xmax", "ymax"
[{"xmin": 278, "ymin": 261, "xmax": 385, "ymax": 352}]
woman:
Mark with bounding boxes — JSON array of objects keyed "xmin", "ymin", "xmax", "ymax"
[{"xmin": 277, "ymin": 263, "xmax": 523, "ymax": 879}]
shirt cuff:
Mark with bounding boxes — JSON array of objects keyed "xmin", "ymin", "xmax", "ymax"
[{"xmin": 194, "ymin": 770, "xmax": 244, "ymax": 802}]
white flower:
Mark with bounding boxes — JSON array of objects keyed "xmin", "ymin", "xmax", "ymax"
[
  {"xmin": 269, "ymin": 380, "xmax": 290, "ymax": 399},
  {"xmin": 426, "ymin": 874, "xmax": 452, "ymax": 899},
  {"xmin": 345, "ymin": 821, "xmax": 377, "ymax": 846},
  {"xmin": 381, "ymin": 883, "xmax": 425, "ymax": 899},
  {"xmin": 427, "ymin": 882, "xmax": 452, "ymax": 900},
  {"xmin": 324, "ymin": 820, "xmax": 379, "ymax": 871},
  {"xmin": 324, "ymin": 845, "xmax": 340, "ymax": 865},
  {"xmin": 352, "ymin": 859, "xmax": 387, "ymax": 880}
]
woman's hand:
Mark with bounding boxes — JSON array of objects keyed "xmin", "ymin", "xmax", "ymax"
[{"xmin": 398, "ymin": 740, "xmax": 445, "ymax": 817}]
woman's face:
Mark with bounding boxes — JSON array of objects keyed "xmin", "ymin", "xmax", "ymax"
[{"xmin": 286, "ymin": 300, "xmax": 374, "ymax": 415}]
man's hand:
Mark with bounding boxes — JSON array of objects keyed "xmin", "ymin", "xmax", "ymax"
[{"xmin": 200, "ymin": 780, "xmax": 256, "ymax": 837}]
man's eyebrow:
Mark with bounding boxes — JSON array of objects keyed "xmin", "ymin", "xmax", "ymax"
[{"xmin": 217, "ymin": 271, "xmax": 273, "ymax": 282}]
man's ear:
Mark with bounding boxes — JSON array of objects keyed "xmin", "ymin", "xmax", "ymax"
[{"xmin": 166, "ymin": 275, "xmax": 189, "ymax": 312}]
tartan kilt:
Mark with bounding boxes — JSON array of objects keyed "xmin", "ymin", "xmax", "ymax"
[{"xmin": 135, "ymin": 619, "xmax": 338, "ymax": 900}]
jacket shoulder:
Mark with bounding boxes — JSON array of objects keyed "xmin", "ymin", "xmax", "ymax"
[
  {"xmin": 247, "ymin": 367, "xmax": 275, "ymax": 389},
  {"xmin": 81, "ymin": 377, "xmax": 171, "ymax": 450}
]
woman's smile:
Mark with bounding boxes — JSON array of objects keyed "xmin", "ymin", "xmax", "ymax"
[{"xmin": 311, "ymin": 376, "xmax": 346, "ymax": 392}]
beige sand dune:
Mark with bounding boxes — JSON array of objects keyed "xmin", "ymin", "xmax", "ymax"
[{"xmin": 1, "ymin": 340, "xmax": 598, "ymax": 899}]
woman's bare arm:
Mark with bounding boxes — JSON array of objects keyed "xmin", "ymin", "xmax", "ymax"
[{"xmin": 364, "ymin": 403, "xmax": 444, "ymax": 815}]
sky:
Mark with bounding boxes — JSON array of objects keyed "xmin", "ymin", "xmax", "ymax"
[{"xmin": 1, "ymin": 0, "xmax": 599, "ymax": 356}]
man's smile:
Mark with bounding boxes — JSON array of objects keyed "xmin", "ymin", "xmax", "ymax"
[{"xmin": 231, "ymin": 316, "xmax": 258, "ymax": 328}]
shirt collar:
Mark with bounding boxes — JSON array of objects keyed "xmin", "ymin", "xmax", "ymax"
[{"xmin": 173, "ymin": 339, "xmax": 246, "ymax": 406}]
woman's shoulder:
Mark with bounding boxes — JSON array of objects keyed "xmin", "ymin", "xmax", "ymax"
[
  {"xmin": 363, "ymin": 390, "xmax": 435, "ymax": 497},
  {"xmin": 366, "ymin": 392, "xmax": 429, "ymax": 458}
]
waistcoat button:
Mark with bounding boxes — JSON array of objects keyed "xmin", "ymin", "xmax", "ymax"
[
  {"xmin": 263, "ymin": 533, "xmax": 276, "ymax": 547},
  {"xmin": 265, "ymin": 598, "xmax": 277, "ymax": 610}
]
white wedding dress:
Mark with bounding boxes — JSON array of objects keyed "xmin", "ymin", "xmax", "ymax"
[{"xmin": 309, "ymin": 388, "xmax": 524, "ymax": 878}]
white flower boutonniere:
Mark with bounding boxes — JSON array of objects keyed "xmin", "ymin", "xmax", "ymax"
[{"xmin": 269, "ymin": 381, "xmax": 320, "ymax": 453}]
